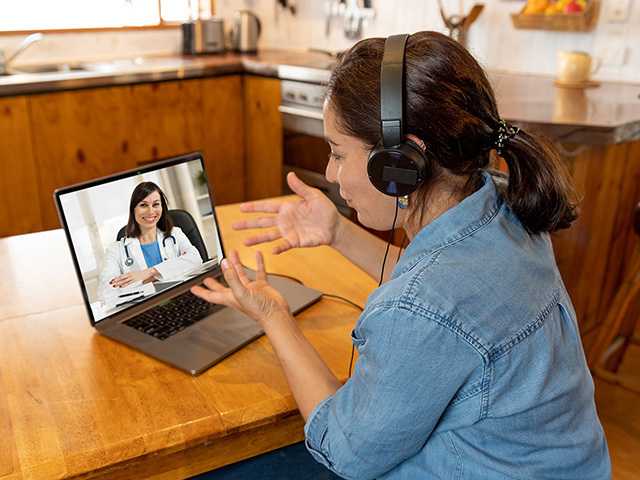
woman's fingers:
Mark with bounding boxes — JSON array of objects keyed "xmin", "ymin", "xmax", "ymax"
[
  {"xmin": 243, "ymin": 230, "xmax": 282, "ymax": 246},
  {"xmin": 272, "ymin": 240, "xmax": 293, "ymax": 255},
  {"xmin": 203, "ymin": 276, "xmax": 226, "ymax": 292},
  {"xmin": 255, "ymin": 251, "xmax": 267, "ymax": 282},
  {"xmin": 232, "ymin": 216, "xmax": 277, "ymax": 230},
  {"xmin": 286, "ymin": 171, "xmax": 315, "ymax": 200},
  {"xmin": 239, "ymin": 200, "xmax": 281, "ymax": 214},
  {"xmin": 221, "ymin": 259, "xmax": 247, "ymax": 300},
  {"xmin": 230, "ymin": 250, "xmax": 250, "ymax": 286},
  {"xmin": 191, "ymin": 285, "xmax": 228, "ymax": 305}
]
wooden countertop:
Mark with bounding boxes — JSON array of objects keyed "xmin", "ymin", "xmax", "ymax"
[
  {"xmin": 1, "ymin": 48, "xmax": 638, "ymax": 144},
  {"xmin": 0, "ymin": 198, "xmax": 376, "ymax": 479},
  {"xmin": 490, "ymin": 71, "xmax": 640, "ymax": 145}
]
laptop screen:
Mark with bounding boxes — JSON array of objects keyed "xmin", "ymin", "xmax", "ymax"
[{"xmin": 56, "ymin": 154, "xmax": 224, "ymax": 323}]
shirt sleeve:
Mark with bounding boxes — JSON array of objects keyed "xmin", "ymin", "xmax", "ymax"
[
  {"xmin": 97, "ymin": 242, "xmax": 123, "ymax": 302},
  {"xmin": 304, "ymin": 301, "xmax": 482, "ymax": 480}
]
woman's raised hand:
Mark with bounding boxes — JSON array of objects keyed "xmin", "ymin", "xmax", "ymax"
[
  {"xmin": 191, "ymin": 250, "xmax": 290, "ymax": 325},
  {"xmin": 232, "ymin": 172, "xmax": 341, "ymax": 254}
]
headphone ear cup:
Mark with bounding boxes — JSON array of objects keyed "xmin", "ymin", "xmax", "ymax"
[
  {"xmin": 402, "ymin": 140, "xmax": 429, "ymax": 179},
  {"xmin": 367, "ymin": 141, "xmax": 428, "ymax": 197}
]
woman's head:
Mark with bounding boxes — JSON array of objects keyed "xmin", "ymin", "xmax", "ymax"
[
  {"xmin": 324, "ymin": 31, "xmax": 577, "ymax": 234},
  {"xmin": 125, "ymin": 182, "xmax": 173, "ymax": 237}
]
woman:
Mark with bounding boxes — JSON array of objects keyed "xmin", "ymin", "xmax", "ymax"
[
  {"xmin": 192, "ymin": 32, "xmax": 610, "ymax": 479},
  {"xmin": 98, "ymin": 181, "xmax": 202, "ymax": 302}
]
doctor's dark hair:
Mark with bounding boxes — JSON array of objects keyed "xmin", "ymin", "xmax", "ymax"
[
  {"xmin": 326, "ymin": 31, "xmax": 577, "ymax": 234},
  {"xmin": 125, "ymin": 182, "xmax": 173, "ymax": 238}
]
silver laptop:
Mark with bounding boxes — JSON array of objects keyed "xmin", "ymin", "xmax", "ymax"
[{"xmin": 55, "ymin": 152, "xmax": 321, "ymax": 375}]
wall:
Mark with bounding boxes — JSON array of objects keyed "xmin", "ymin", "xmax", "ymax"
[
  {"xmin": 214, "ymin": 0, "xmax": 639, "ymax": 83},
  {"xmin": 0, "ymin": 0, "xmax": 638, "ymax": 83},
  {"xmin": 0, "ymin": 28, "xmax": 182, "ymax": 66}
]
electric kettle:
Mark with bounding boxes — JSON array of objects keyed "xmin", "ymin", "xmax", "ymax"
[{"xmin": 231, "ymin": 10, "xmax": 261, "ymax": 53}]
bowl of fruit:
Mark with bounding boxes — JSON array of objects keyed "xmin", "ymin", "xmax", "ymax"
[{"xmin": 511, "ymin": 0, "xmax": 599, "ymax": 31}]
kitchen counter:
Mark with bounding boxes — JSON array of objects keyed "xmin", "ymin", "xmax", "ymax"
[
  {"xmin": 1, "ymin": 48, "xmax": 639, "ymax": 145},
  {"xmin": 0, "ymin": 50, "xmax": 333, "ymax": 97},
  {"xmin": 491, "ymin": 72, "xmax": 640, "ymax": 145}
]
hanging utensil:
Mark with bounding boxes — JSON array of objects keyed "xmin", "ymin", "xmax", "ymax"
[
  {"xmin": 463, "ymin": 4, "xmax": 484, "ymax": 30},
  {"xmin": 438, "ymin": 0, "xmax": 484, "ymax": 47}
]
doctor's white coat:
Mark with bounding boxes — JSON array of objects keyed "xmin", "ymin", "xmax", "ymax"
[{"xmin": 97, "ymin": 226, "xmax": 203, "ymax": 301}]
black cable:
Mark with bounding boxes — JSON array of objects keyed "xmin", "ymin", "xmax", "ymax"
[
  {"xmin": 346, "ymin": 199, "xmax": 401, "ymax": 378},
  {"xmin": 266, "ymin": 272, "xmax": 364, "ymax": 312},
  {"xmin": 321, "ymin": 293, "xmax": 364, "ymax": 312},
  {"xmin": 267, "ymin": 273, "xmax": 364, "ymax": 309},
  {"xmin": 395, "ymin": 230, "xmax": 408, "ymax": 266},
  {"xmin": 322, "ymin": 293, "xmax": 364, "ymax": 378},
  {"xmin": 266, "ymin": 271, "xmax": 304, "ymax": 285},
  {"xmin": 266, "ymin": 198, "xmax": 399, "ymax": 380},
  {"xmin": 348, "ymin": 341, "xmax": 356, "ymax": 379},
  {"xmin": 379, "ymin": 200, "xmax": 400, "ymax": 287},
  {"xmin": 266, "ymin": 272, "xmax": 365, "ymax": 378}
]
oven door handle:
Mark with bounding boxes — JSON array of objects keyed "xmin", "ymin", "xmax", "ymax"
[{"xmin": 278, "ymin": 105, "xmax": 324, "ymax": 121}]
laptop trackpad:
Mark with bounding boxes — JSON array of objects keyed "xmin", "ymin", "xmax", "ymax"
[{"xmin": 188, "ymin": 307, "xmax": 263, "ymax": 353}]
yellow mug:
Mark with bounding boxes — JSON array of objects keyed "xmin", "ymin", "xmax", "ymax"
[{"xmin": 557, "ymin": 51, "xmax": 600, "ymax": 84}]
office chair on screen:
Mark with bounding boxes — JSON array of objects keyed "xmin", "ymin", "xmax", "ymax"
[{"xmin": 116, "ymin": 209, "xmax": 209, "ymax": 262}]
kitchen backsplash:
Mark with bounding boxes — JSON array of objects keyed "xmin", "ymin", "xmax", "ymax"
[
  {"xmin": 0, "ymin": 28, "xmax": 182, "ymax": 66},
  {"xmin": 0, "ymin": 0, "xmax": 637, "ymax": 83},
  {"xmin": 215, "ymin": 0, "xmax": 639, "ymax": 83}
]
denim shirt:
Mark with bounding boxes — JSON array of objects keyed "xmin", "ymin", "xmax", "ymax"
[{"xmin": 304, "ymin": 172, "xmax": 611, "ymax": 480}]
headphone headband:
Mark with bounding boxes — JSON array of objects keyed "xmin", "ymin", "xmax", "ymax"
[
  {"xmin": 368, "ymin": 33, "xmax": 426, "ymax": 198},
  {"xmin": 380, "ymin": 34, "xmax": 409, "ymax": 148}
]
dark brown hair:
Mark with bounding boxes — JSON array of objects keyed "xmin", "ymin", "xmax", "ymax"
[
  {"xmin": 125, "ymin": 182, "xmax": 173, "ymax": 238},
  {"xmin": 326, "ymin": 31, "xmax": 577, "ymax": 233}
]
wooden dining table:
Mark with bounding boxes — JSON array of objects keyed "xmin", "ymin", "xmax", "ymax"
[{"xmin": 0, "ymin": 197, "xmax": 376, "ymax": 480}]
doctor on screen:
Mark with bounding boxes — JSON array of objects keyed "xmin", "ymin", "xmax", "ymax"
[{"xmin": 97, "ymin": 181, "xmax": 202, "ymax": 301}]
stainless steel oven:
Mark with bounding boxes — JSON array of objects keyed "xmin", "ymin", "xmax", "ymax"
[{"xmin": 279, "ymin": 79, "xmax": 353, "ymax": 217}]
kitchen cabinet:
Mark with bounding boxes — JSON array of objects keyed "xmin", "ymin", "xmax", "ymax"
[
  {"xmin": 28, "ymin": 76, "xmax": 246, "ymax": 231},
  {"xmin": 551, "ymin": 141, "xmax": 640, "ymax": 348},
  {"xmin": 200, "ymin": 77, "xmax": 246, "ymax": 206},
  {"xmin": 128, "ymin": 77, "xmax": 245, "ymax": 210},
  {"xmin": 0, "ymin": 96, "xmax": 43, "ymax": 236},
  {"xmin": 30, "ymin": 86, "xmax": 137, "ymax": 230},
  {"xmin": 243, "ymin": 76, "xmax": 283, "ymax": 200}
]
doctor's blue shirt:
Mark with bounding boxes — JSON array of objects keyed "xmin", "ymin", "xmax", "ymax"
[
  {"xmin": 304, "ymin": 171, "xmax": 610, "ymax": 479},
  {"xmin": 140, "ymin": 241, "xmax": 163, "ymax": 268}
]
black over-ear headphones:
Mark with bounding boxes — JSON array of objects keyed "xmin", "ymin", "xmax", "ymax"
[{"xmin": 367, "ymin": 34, "xmax": 428, "ymax": 198}]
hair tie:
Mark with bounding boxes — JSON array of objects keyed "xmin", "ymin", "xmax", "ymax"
[{"xmin": 493, "ymin": 119, "xmax": 520, "ymax": 156}]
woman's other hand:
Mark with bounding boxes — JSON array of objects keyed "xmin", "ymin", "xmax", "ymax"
[
  {"xmin": 110, "ymin": 268, "xmax": 158, "ymax": 288},
  {"xmin": 232, "ymin": 172, "xmax": 342, "ymax": 254},
  {"xmin": 190, "ymin": 250, "xmax": 290, "ymax": 326}
]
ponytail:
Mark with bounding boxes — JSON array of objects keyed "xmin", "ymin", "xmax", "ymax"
[{"xmin": 499, "ymin": 129, "xmax": 578, "ymax": 234}]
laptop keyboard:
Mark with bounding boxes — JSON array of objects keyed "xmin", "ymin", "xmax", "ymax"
[{"xmin": 123, "ymin": 290, "xmax": 218, "ymax": 340}]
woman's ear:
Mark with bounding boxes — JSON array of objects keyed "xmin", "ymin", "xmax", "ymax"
[{"xmin": 406, "ymin": 134, "xmax": 427, "ymax": 152}]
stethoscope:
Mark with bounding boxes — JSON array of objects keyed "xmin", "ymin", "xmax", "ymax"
[{"xmin": 122, "ymin": 234, "xmax": 177, "ymax": 267}]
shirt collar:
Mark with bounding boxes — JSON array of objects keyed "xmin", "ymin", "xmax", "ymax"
[{"xmin": 393, "ymin": 171, "xmax": 503, "ymax": 278}]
